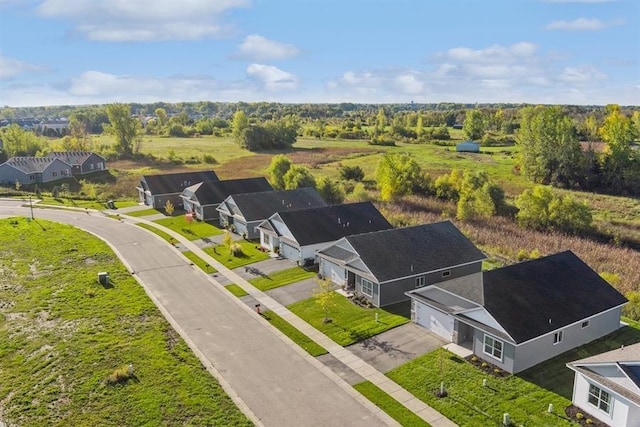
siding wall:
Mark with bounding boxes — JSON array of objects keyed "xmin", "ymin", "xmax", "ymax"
[
  {"xmin": 512, "ymin": 307, "xmax": 623, "ymax": 373},
  {"xmin": 572, "ymin": 373, "xmax": 638, "ymax": 427},
  {"xmin": 0, "ymin": 164, "xmax": 32, "ymax": 185},
  {"xmin": 473, "ymin": 330, "xmax": 517, "ymax": 373}
]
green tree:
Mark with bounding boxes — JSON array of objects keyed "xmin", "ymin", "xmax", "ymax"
[
  {"xmin": 314, "ymin": 277, "xmax": 337, "ymax": 323},
  {"xmin": 283, "ymin": 165, "xmax": 316, "ymax": 190},
  {"xmin": 462, "ymin": 109, "xmax": 485, "ymax": 140},
  {"xmin": 599, "ymin": 104, "xmax": 637, "ymax": 193},
  {"xmin": 375, "ymin": 107, "xmax": 387, "ymax": 133},
  {"xmin": 316, "ymin": 177, "xmax": 344, "ymax": 205},
  {"xmin": 375, "ymin": 153, "xmax": 423, "ymax": 202},
  {"xmin": 231, "ymin": 110, "xmax": 249, "ymax": 144},
  {"xmin": 267, "ymin": 155, "xmax": 292, "ymax": 189},
  {"xmin": 0, "ymin": 124, "xmax": 43, "ymax": 157},
  {"xmin": 517, "ymin": 105, "xmax": 582, "ymax": 187},
  {"xmin": 339, "ymin": 165, "xmax": 364, "ymax": 181},
  {"xmin": 515, "ymin": 185, "xmax": 592, "ymax": 233},
  {"xmin": 155, "ymin": 108, "xmax": 167, "ymax": 126},
  {"xmin": 415, "ymin": 114, "xmax": 424, "ymax": 138},
  {"xmin": 103, "ymin": 103, "xmax": 141, "ymax": 158}
]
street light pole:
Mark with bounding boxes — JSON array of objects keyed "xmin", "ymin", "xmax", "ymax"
[{"xmin": 29, "ymin": 194, "xmax": 34, "ymax": 219}]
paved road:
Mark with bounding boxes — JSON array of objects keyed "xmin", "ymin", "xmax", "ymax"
[{"xmin": 0, "ymin": 201, "xmax": 394, "ymax": 427}]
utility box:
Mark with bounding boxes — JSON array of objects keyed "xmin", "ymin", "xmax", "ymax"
[{"xmin": 98, "ymin": 272, "xmax": 109, "ymax": 286}]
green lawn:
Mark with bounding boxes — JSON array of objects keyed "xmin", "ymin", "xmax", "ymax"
[
  {"xmin": 182, "ymin": 251, "xmax": 217, "ymax": 273},
  {"xmin": 387, "ymin": 349, "xmax": 576, "ymax": 427},
  {"xmin": 126, "ymin": 208, "xmax": 163, "ymax": 217},
  {"xmin": 204, "ymin": 240, "xmax": 270, "ymax": 269},
  {"xmin": 153, "ymin": 217, "xmax": 223, "ymax": 240},
  {"xmin": 261, "ymin": 311, "xmax": 328, "ymax": 357},
  {"xmin": 287, "ymin": 293, "xmax": 409, "ymax": 346},
  {"xmin": 0, "ymin": 217, "xmax": 251, "ymax": 427},
  {"xmin": 353, "ymin": 382, "xmax": 430, "ymax": 427},
  {"xmin": 248, "ymin": 266, "xmax": 317, "ymax": 291},
  {"xmin": 224, "ymin": 284, "xmax": 249, "ymax": 297},
  {"xmin": 136, "ymin": 222, "xmax": 176, "ymax": 244}
]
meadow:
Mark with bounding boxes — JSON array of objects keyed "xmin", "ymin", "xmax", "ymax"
[{"xmin": 0, "ymin": 217, "xmax": 251, "ymax": 426}]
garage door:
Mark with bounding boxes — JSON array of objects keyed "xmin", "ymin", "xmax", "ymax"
[
  {"xmin": 320, "ymin": 259, "xmax": 346, "ymax": 286},
  {"xmin": 415, "ymin": 303, "xmax": 454, "ymax": 341}
]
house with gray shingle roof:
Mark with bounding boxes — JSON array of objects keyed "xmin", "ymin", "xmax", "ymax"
[
  {"xmin": 407, "ymin": 251, "xmax": 627, "ymax": 373},
  {"xmin": 567, "ymin": 343, "xmax": 640, "ymax": 427},
  {"xmin": 257, "ymin": 201, "xmax": 392, "ymax": 265},
  {"xmin": 180, "ymin": 177, "xmax": 272, "ymax": 221},
  {"xmin": 46, "ymin": 151, "xmax": 106, "ymax": 175},
  {"xmin": 216, "ymin": 187, "xmax": 327, "ymax": 239},
  {"xmin": 137, "ymin": 170, "xmax": 219, "ymax": 209},
  {"xmin": 0, "ymin": 156, "xmax": 72, "ymax": 185},
  {"xmin": 316, "ymin": 221, "xmax": 486, "ymax": 307}
]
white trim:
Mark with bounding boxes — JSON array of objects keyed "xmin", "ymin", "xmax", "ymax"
[
  {"xmin": 553, "ymin": 330, "xmax": 564, "ymax": 345},
  {"xmin": 361, "ymin": 279, "xmax": 374, "ymax": 298},
  {"xmin": 587, "ymin": 382, "xmax": 612, "ymax": 415},
  {"xmin": 483, "ymin": 333, "xmax": 504, "ymax": 362}
]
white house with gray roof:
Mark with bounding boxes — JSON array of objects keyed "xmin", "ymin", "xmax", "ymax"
[{"xmin": 567, "ymin": 343, "xmax": 640, "ymax": 427}]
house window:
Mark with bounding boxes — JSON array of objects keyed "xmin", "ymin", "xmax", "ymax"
[
  {"xmin": 361, "ymin": 279, "xmax": 374, "ymax": 297},
  {"xmin": 553, "ymin": 330, "xmax": 564, "ymax": 345},
  {"xmin": 582, "ymin": 320, "xmax": 590, "ymax": 328},
  {"xmin": 415, "ymin": 276, "xmax": 426, "ymax": 288},
  {"xmin": 483, "ymin": 334, "xmax": 503, "ymax": 361},
  {"xmin": 442, "ymin": 270, "xmax": 451, "ymax": 278},
  {"xmin": 588, "ymin": 384, "xmax": 611, "ymax": 414},
  {"xmin": 52, "ymin": 171, "xmax": 57, "ymax": 177}
]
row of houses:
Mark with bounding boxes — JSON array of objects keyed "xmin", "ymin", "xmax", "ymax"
[
  {"xmin": 0, "ymin": 152, "xmax": 107, "ymax": 186},
  {"xmin": 137, "ymin": 169, "xmax": 637, "ymax": 426}
]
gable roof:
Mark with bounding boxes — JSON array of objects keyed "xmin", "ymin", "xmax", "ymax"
[
  {"xmin": 270, "ymin": 201, "xmax": 392, "ymax": 246},
  {"xmin": 568, "ymin": 343, "xmax": 640, "ymax": 405},
  {"xmin": 482, "ymin": 250, "xmax": 627, "ymax": 344},
  {"xmin": 141, "ymin": 170, "xmax": 219, "ymax": 195},
  {"xmin": 46, "ymin": 151, "xmax": 104, "ymax": 165},
  {"xmin": 330, "ymin": 221, "xmax": 486, "ymax": 283},
  {"xmin": 4, "ymin": 156, "xmax": 61, "ymax": 173},
  {"xmin": 184, "ymin": 177, "xmax": 273, "ymax": 206},
  {"xmin": 220, "ymin": 187, "xmax": 327, "ymax": 221}
]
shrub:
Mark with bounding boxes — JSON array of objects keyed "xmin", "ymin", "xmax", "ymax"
[
  {"xmin": 105, "ymin": 365, "xmax": 134, "ymax": 385},
  {"xmin": 516, "ymin": 249, "xmax": 529, "ymax": 261},
  {"xmin": 202, "ymin": 154, "xmax": 217, "ymax": 164},
  {"xmin": 230, "ymin": 243, "xmax": 244, "ymax": 257}
]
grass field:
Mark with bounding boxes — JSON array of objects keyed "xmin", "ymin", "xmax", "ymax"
[
  {"xmin": 0, "ymin": 217, "xmax": 250, "ymax": 426},
  {"xmin": 153, "ymin": 217, "xmax": 223, "ymax": 240},
  {"xmin": 248, "ymin": 266, "xmax": 317, "ymax": 291},
  {"xmin": 287, "ymin": 293, "xmax": 409, "ymax": 346}
]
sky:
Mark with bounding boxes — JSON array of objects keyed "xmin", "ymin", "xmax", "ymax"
[{"xmin": 0, "ymin": 0, "xmax": 638, "ymax": 107}]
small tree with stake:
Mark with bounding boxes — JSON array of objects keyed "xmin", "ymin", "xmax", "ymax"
[{"xmin": 314, "ymin": 277, "xmax": 336, "ymax": 323}]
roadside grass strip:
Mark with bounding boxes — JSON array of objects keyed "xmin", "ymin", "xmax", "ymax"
[
  {"xmin": 288, "ymin": 293, "xmax": 409, "ymax": 346},
  {"xmin": 261, "ymin": 311, "xmax": 328, "ymax": 357},
  {"xmin": 136, "ymin": 222, "xmax": 176, "ymax": 244},
  {"xmin": 248, "ymin": 266, "xmax": 317, "ymax": 291},
  {"xmin": 224, "ymin": 284, "xmax": 249, "ymax": 297},
  {"xmin": 353, "ymin": 381, "xmax": 430, "ymax": 427},
  {"xmin": 182, "ymin": 251, "xmax": 217, "ymax": 273},
  {"xmin": 125, "ymin": 208, "xmax": 163, "ymax": 217}
]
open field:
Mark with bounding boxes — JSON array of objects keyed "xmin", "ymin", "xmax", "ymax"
[{"xmin": 0, "ymin": 217, "xmax": 250, "ymax": 426}]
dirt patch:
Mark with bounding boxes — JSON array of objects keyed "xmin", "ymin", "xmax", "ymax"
[
  {"xmin": 84, "ymin": 257, "xmax": 96, "ymax": 265},
  {"xmin": 565, "ymin": 404, "xmax": 607, "ymax": 427},
  {"xmin": 465, "ymin": 355, "xmax": 510, "ymax": 377},
  {"xmin": 165, "ymin": 327, "xmax": 180, "ymax": 351}
]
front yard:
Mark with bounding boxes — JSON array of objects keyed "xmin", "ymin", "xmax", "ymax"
[
  {"xmin": 153, "ymin": 217, "xmax": 223, "ymax": 240},
  {"xmin": 288, "ymin": 293, "xmax": 409, "ymax": 346},
  {"xmin": 203, "ymin": 240, "xmax": 271, "ymax": 269},
  {"xmin": 248, "ymin": 266, "xmax": 317, "ymax": 291}
]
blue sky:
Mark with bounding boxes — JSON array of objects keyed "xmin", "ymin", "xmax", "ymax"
[{"xmin": 0, "ymin": 0, "xmax": 638, "ymax": 107}]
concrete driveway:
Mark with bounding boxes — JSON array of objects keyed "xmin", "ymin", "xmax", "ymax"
[{"xmin": 347, "ymin": 323, "xmax": 447, "ymax": 373}]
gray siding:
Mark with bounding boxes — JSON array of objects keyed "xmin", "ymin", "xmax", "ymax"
[
  {"xmin": 202, "ymin": 204, "xmax": 219, "ymax": 221},
  {"xmin": 234, "ymin": 220, "xmax": 248, "ymax": 237},
  {"xmin": 41, "ymin": 160, "xmax": 71, "ymax": 182},
  {"xmin": 79, "ymin": 154, "xmax": 106, "ymax": 174},
  {"xmin": 244, "ymin": 220, "xmax": 261, "ymax": 239},
  {"xmin": 153, "ymin": 194, "xmax": 183, "ymax": 210},
  {"xmin": 375, "ymin": 262, "xmax": 482, "ymax": 307},
  {"xmin": 0, "ymin": 164, "xmax": 33, "ymax": 185},
  {"xmin": 512, "ymin": 307, "xmax": 623, "ymax": 373},
  {"xmin": 473, "ymin": 330, "xmax": 516, "ymax": 373},
  {"xmin": 356, "ymin": 276, "xmax": 379, "ymax": 306}
]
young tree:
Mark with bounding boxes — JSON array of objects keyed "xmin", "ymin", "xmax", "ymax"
[
  {"xmin": 339, "ymin": 165, "xmax": 364, "ymax": 181},
  {"xmin": 267, "ymin": 155, "xmax": 292, "ymax": 189},
  {"xmin": 599, "ymin": 104, "xmax": 638, "ymax": 193},
  {"xmin": 231, "ymin": 110, "xmax": 249, "ymax": 144},
  {"xmin": 462, "ymin": 109, "xmax": 485, "ymax": 140},
  {"xmin": 415, "ymin": 114, "xmax": 424, "ymax": 139},
  {"xmin": 164, "ymin": 200, "xmax": 175, "ymax": 218},
  {"xmin": 103, "ymin": 103, "xmax": 141, "ymax": 158},
  {"xmin": 283, "ymin": 165, "xmax": 316, "ymax": 190},
  {"xmin": 316, "ymin": 177, "xmax": 344, "ymax": 205},
  {"xmin": 314, "ymin": 277, "xmax": 337, "ymax": 323},
  {"xmin": 375, "ymin": 153, "xmax": 424, "ymax": 202}
]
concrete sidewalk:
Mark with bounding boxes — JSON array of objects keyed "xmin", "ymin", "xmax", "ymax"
[{"xmin": 130, "ymin": 215, "xmax": 457, "ymax": 427}]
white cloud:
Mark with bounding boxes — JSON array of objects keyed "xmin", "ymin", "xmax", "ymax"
[
  {"xmin": 546, "ymin": 18, "xmax": 623, "ymax": 30},
  {"xmin": 441, "ymin": 42, "xmax": 537, "ymax": 63},
  {"xmin": 236, "ymin": 35, "xmax": 299, "ymax": 61},
  {"xmin": 36, "ymin": 0, "xmax": 250, "ymax": 41},
  {"xmin": 246, "ymin": 63, "xmax": 298, "ymax": 91},
  {"xmin": 559, "ymin": 65, "xmax": 607, "ymax": 83},
  {"xmin": 0, "ymin": 54, "xmax": 47, "ymax": 79}
]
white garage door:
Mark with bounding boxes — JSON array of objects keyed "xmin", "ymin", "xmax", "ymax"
[
  {"xmin": 320, "ymin": 260, "xmax": 346, "ymax": 286},
  {"xmin": 415, "ymin": 303, "xmax": 454, "ymax": 341}
]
